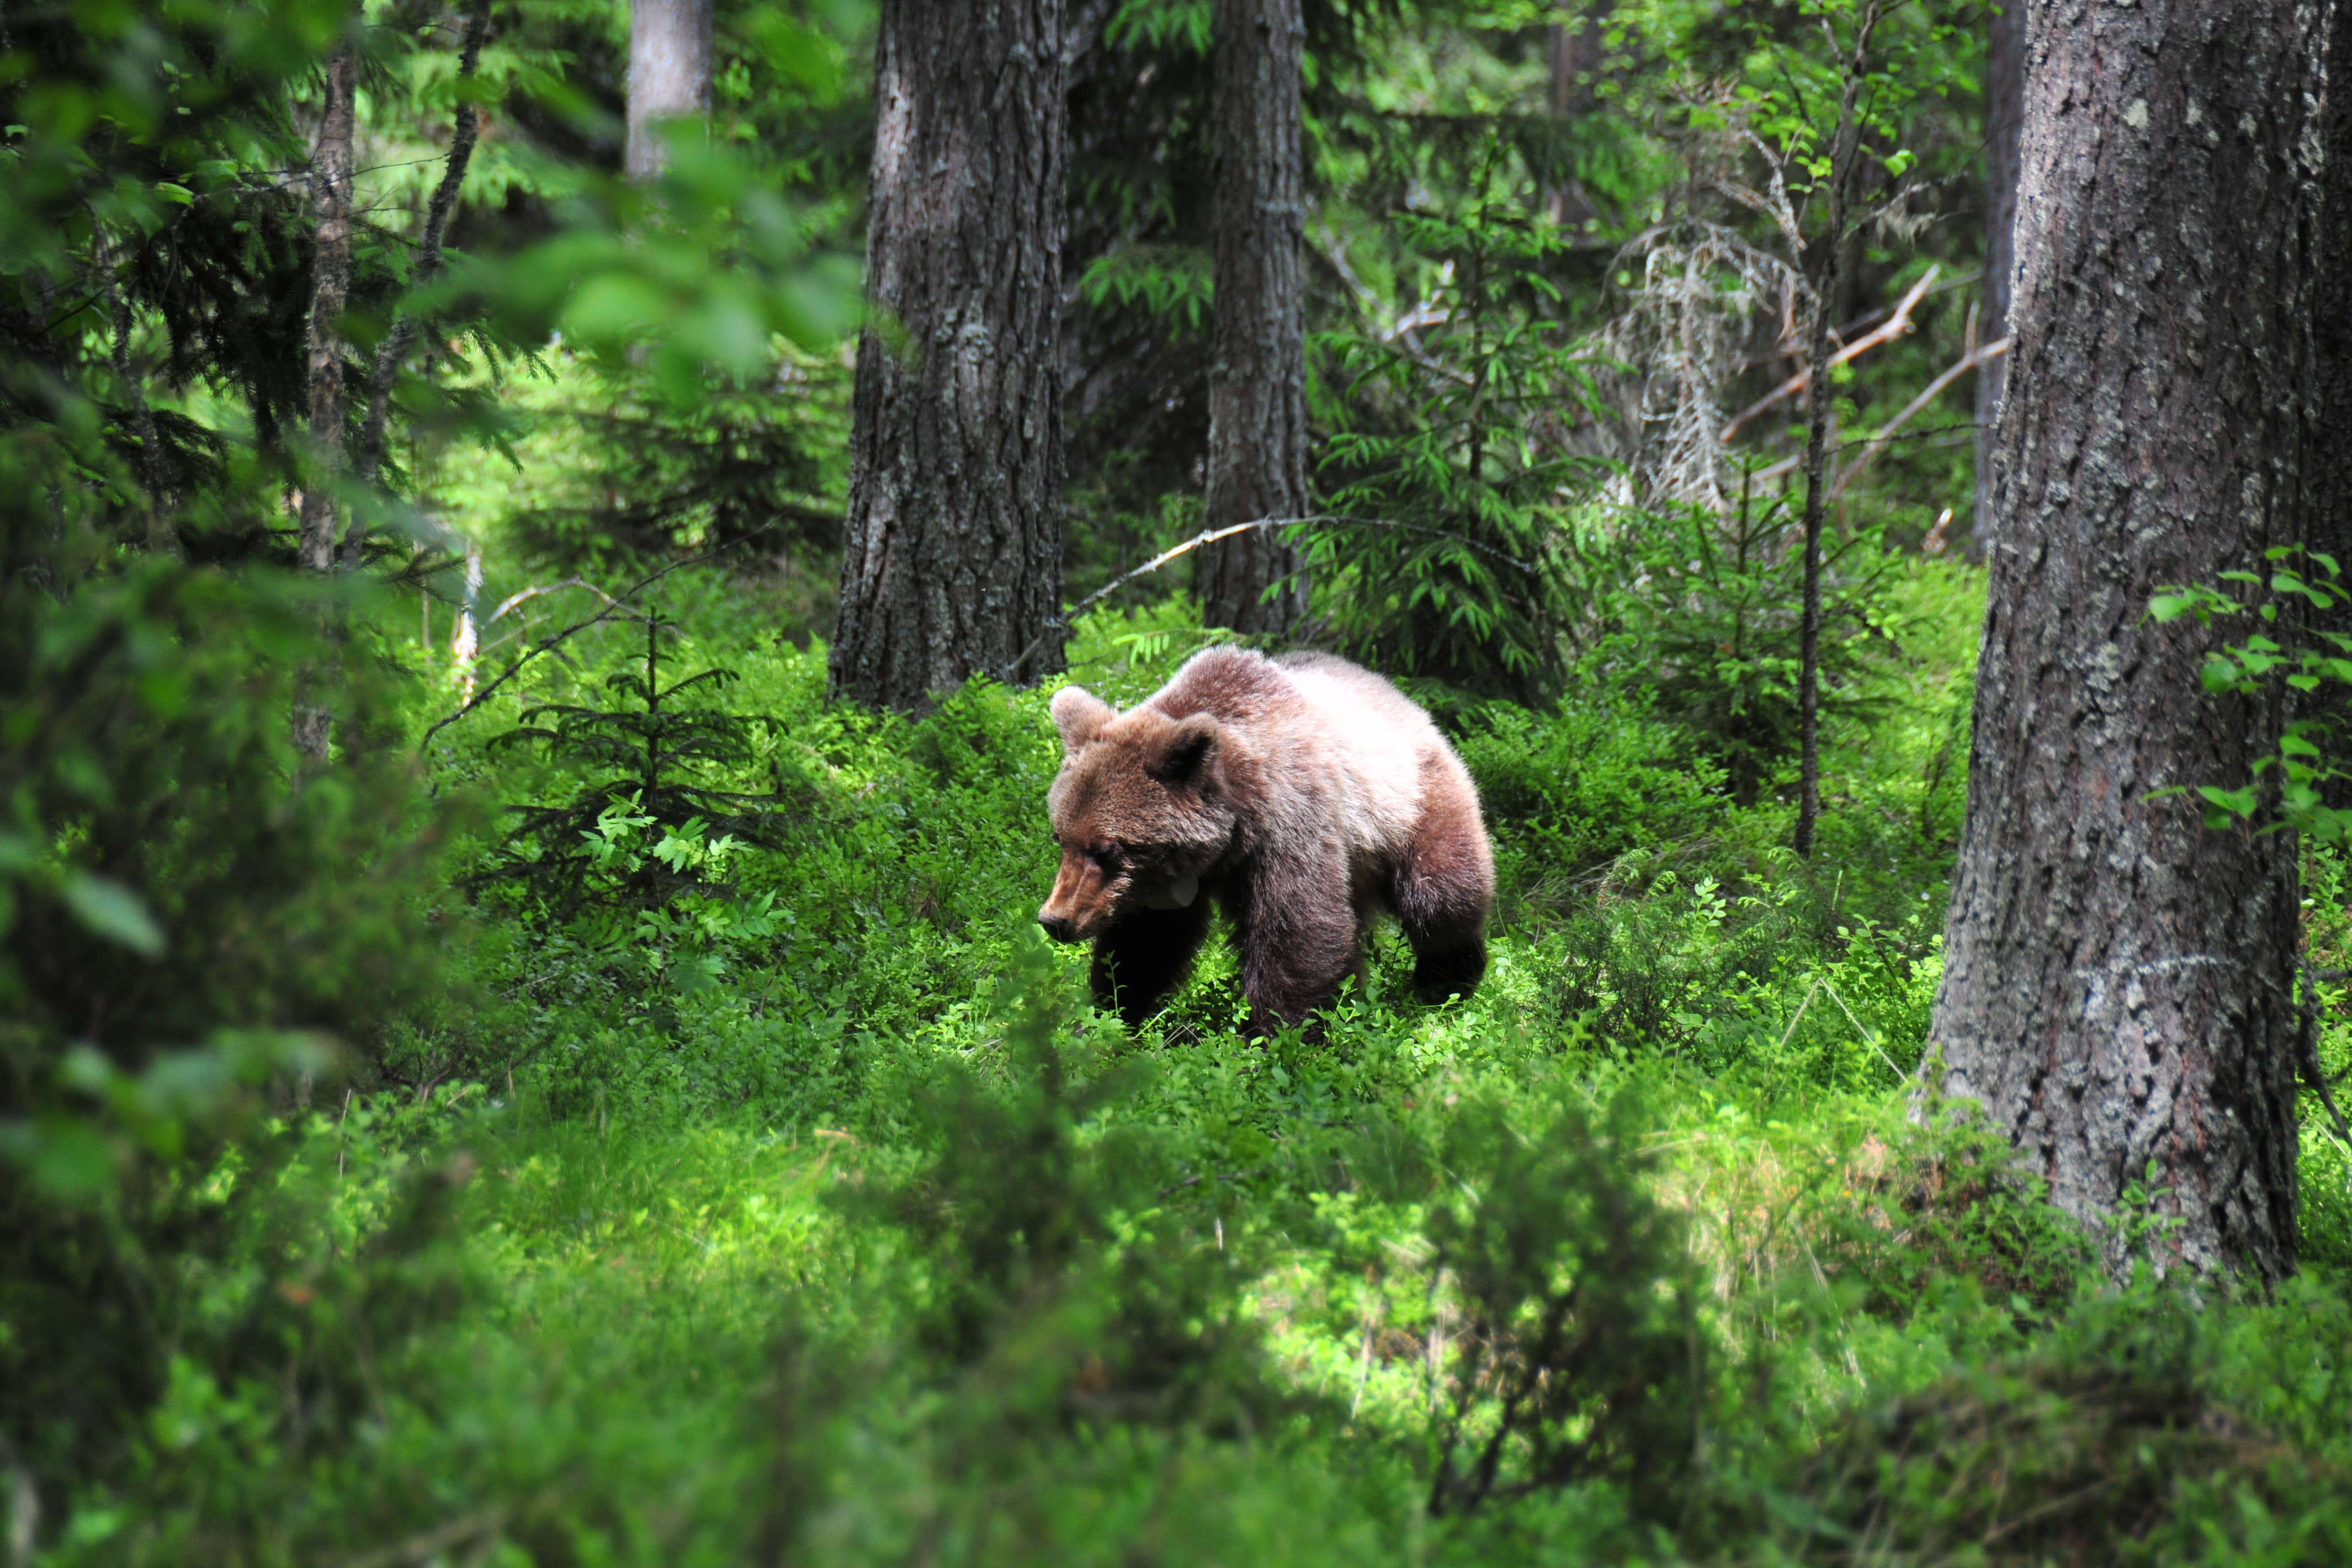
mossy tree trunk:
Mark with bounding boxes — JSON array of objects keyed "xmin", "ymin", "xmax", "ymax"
[
  {"xmin": 1199, "ymin": 0, "xmax": 1308, "ymax": 636},
  {"xmin": 830, "ymin": 0, "xmax": 1069, "ymax": 713},
  {"xmin": 1930, "ymin": 0, "xmax": 2327, "ymax": 1284}
]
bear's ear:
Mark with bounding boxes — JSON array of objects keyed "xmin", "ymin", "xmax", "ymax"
[
  {"xmin": 1147, "ymin": 713, "xmax": 1222, "ymax": 787},
  {"xmin": 1050, "ymin": 686, "xmax": 1116, "ymax": 754}
]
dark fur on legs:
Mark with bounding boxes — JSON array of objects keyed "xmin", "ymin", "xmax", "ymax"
[
  {"xmin": 1229, "ymin": 853, "xmax": 1362, "ymax": 1031},
  {"xmin": 1089, "ymin": 896, "xmax": 1215, "ymax": 1027},
  {"xmin": 1393, "ymin": 769, "xmax": 1491, "ymax": 1003}
]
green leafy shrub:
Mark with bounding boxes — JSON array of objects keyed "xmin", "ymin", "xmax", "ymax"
[
  {"xmin": 1456, "ymin": 689, "xmax": 1723, "ymax": 901},
  {"xmin": 0, "ymin": 544, "xmax": 452, "ymax": 1489},
  {"xmin": 1781, "ymin": 1284, "xmax": 2352, "ymax": 1565},
  {"xmin": 1421, "ymin": 1092, "xmax": 1702, "ymax": 1525}
]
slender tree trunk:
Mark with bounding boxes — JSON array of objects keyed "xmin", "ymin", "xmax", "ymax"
[
  {"xmin": 1543, "ymin": 1, "xmax": 1608, "ymax": 229},
  {"xmin": 1792, "ymin": 10, "xmax": 1875, "ymax": 862},
  {"xmin": 1929, "ymin": 0, "xmax": 2326, "ymax": 1284},
  {"xmin": 354, "ymin": 0, "xmax": 489, "ymax": 508},
  {"xmin": 1199, "ymin": 0, "xmax": 1308, "ymax": 636},
  {"xmin": 829, "ymin": 0, "xmax": 1068, "ymax": 713},
  {"xmin": 294, "ymin": 36, "xmax": 358, "ymax": 763},
  {"xmin": 625, "ymin": 0, "xmax": 712, "ymax": 179},
  {"xmin": 1971, "ymin": 0, "xmax": 2025, "ymax": 546}
]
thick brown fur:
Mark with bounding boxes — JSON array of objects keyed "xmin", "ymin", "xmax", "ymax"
[{"xmin": 1037, "ymin": 647, "xmax": 1495, "ymax": 1030}]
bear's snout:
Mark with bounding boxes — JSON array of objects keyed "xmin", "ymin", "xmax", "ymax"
[{"xmin": 1039, "ymin": 846, "xmax": 1117, "ymax": 942}]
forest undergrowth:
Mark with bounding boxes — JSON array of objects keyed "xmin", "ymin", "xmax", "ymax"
[{"xmin": 34, "ymin": 555, "xmax": 2352, "ymax": 1567}]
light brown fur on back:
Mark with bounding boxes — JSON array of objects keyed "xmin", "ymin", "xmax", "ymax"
[{"xmin": 1038, "ymin": 647, "xmax": 1493, "ymax": 1029}]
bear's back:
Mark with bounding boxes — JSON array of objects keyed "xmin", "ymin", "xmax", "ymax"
[{"xmin": 1152, "ymin": 647, "xmax": 1450, "ymax": 860}]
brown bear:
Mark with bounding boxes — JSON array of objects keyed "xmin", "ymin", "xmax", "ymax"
[{"xmin": 1036, "ymin": 646, "xmax": 1494, "ymax": 1029}]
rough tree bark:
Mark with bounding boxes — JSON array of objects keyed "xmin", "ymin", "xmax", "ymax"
[
  {"xmin": 625, "ymin": 0, "xmax": 713, "ymax": 180},
  {"xmin": 2313, "ymin": 1, "xmax": 2352, "ymax": 623},
  {"xmin": 1198, "ymin": 0, "xmax": 1309, "ymax": 636},
  {"xmin": 1929, "ymin": 0, "xmax": 2327, "ymax": 1283},
  {"xmin": 829, "ymin": 0, "xmax": 1068, "ymax": 713},
  {"xmin": 1971, "ymin": 0, "xmax": 2025, "ymax": 544},
  {"xmin": 294, "ymin": 36, "xmax": 358, "ymax": 763},
  {"xmin": 2303, "ymin": 0, "xmax": 2352, "ymax": 833}
]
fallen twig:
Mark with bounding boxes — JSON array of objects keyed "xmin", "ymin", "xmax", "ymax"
[
  {"xmin": 484, "ymin": 577, "xmax": 634, "ymax": 626},
  {"xmin": 997, "ymin": 512, "xmax": 1534, "ymax": 683}
]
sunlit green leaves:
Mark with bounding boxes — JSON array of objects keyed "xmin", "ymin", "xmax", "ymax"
[
  {"xmin": 60, "ymin": 875, "xmax": 165, "ymax": 958},
  {"xmin": 2152, "ymin": 548, "xmax": 2352, "ymax": 843}
]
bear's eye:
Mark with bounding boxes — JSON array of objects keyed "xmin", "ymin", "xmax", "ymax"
[{"xmin": 1089, "ymin": 842, "xmax": 1119, "ymax": 869}]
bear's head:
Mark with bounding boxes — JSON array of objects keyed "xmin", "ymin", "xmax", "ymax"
[{"xmin": 1037, "ymin": 685, "xmax": 1239, "ymax": 943}]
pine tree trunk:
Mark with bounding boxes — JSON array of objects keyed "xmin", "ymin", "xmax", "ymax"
[
  {"xmin": 1971, "ymin": 0, "xmax": 2025, "ymax": 545},
  {"xmin": 1199, "ymin": 0, "xmax": 1308, "ymax": 636},
  {"xmin": 294, "ymin": 36, "xmax": 357, "ymax": 763},
  {"xmin": 1929, "ymin": 0, "xmax": 2326, "ymax": 1283},
  {"xmin": 829, "ymin": 0, "xmax": 1068, "ymax": 713},
  {"xmin": 625, "ymin": 0, "xmax": 712, "ymax": 179}
]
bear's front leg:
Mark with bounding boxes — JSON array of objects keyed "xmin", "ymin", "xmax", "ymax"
[
  {"xmin": 1089, "ymin": 897, "xmax": 1215, "ymax": 1027},
  {"xmin": 1229, "ymin": 852, "xmax": 1362, "ymax": 1031}
]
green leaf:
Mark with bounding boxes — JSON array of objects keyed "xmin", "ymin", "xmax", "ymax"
[
  {"xmin": 63, "ymin": 874, "xmax": 164, "ymax": 957},
  {"xmin": 2196, "ymin": 784, "xmax": 2258, "ymax": 819}
]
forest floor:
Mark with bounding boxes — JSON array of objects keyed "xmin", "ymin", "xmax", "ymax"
[{"xmin": 64, "ymin": 559, "xmax": 2352, "ymax": 1565}]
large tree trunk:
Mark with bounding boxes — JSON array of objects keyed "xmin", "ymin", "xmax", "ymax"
[
  {"xmin": 294, "ymin": 37, "xmax": 358, "ymax": 763},
  {"xmin": 625, "ymin": 0, "xmax": 713, "ymax": 179},
  {"xmin": 1929, "ymin": 0, "xmax": 2327, "ymax": 1283},
  {"xmin": 829, "ymin": 0, "xmax": 1068, "ymax": 713},
  {"xmin": 1198, "ymin": 0, "xmax": 1308, "ymax": 636},
  {"xmin": 2312, "ymin": 0, "xmax": 2352, "ymax": 819},
  {"xmin": 1971, "ymin": 0, "xmax": 2025, "ymax": 545}
]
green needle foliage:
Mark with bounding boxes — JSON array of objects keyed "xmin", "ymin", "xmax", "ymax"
[
  {"xmin": 1593, "ymin": 493, "xmax": 1904, "ymax": 805},
  {"xmin": 1312, "ymin": 133, "xmax": 1609, "ymax": 705},
  {"xmin": 477, "ymin": 607, "xmax": 793, "ymax": 919}
]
